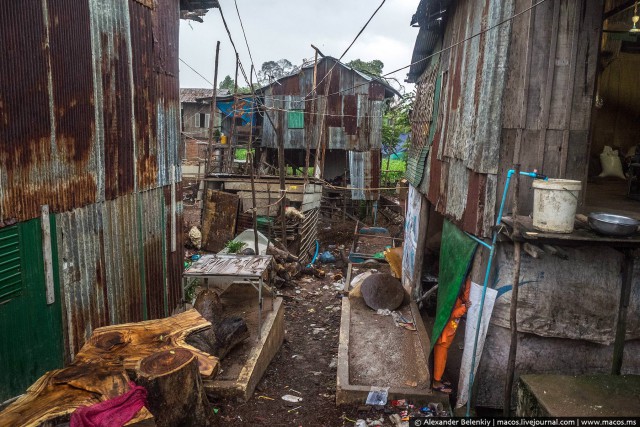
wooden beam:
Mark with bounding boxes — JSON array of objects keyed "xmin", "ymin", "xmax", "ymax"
[{"xmin": 604, "ymin": 0, "xmax": 636, "ymax": 20}]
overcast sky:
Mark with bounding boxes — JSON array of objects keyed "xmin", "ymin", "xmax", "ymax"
[{"xmin": 178, "ymin": 0, "xmax": 419, "ymax": 94}]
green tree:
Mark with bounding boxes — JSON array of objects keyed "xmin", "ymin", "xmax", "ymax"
[
  {"xmin": 381, "ymin": 93, "xmax": 413, "ymax": 184},
  {"xmin": 346, "ymin": 59, "xmax": 384, "ymax": 76},
  {"xmin": 219, "ymin": 75, "xmax": 235, "ymax": 92},
  {"xmin": 257, "ymin": 59, "xmax": 298, "ymax": 85}
]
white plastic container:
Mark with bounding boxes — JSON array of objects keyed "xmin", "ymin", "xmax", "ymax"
[{"xmin": 532, "ymin": 179, "xmax": 582, "ymax": 233}]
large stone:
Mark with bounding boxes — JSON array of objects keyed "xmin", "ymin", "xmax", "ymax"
[{"xmin": 360, "ymin": 273, "xmax": 405, "ymax": 311}]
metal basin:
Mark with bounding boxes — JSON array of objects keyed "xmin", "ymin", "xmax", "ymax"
[{"xmin": 588, "ymin": 212, "xmax": 640, "ymax": 237}]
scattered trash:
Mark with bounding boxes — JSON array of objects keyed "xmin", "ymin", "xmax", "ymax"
[
  {"xmin": 318, "ymin": 251, "xmax": 336, "ymax": 264},
  {"xmin": 365, "ymin": 387, "xmax": 389, "ymax": 406},
  {"xmin": 213, "ymin": 408, "xmax": 219, "ymax": 414},
  {"xmin": 281, "ymin": 395, "xmax": 303, "ymax": 403},
  {"xmin": 404, "ymin": 380, "xmax": 418, "ymax": 387},
  {"xmin": 366, "ymin": 416, "xmax": 385, "ymax": 426},
  {"xmin": 329, "ymin": 357, "xmax": 337, "ymax": 368},
  {"xmin": 312, "ymin": 328, "xmax": 326, "ymax": 335},
  {"xmin": 333, "ymin": 273, "xmax": 343, "ymax": 281},
  {"xmin": 188, "ymin": 226, "xmax": 202, "ymax": 249},
  {"xmin": 391, "ymin": 399, "xmax": 406, "ymax": 407},
  {"xmin": 191, "ymin": 254, "xmax": 201, "ymax": 262},
  {"xmin": 355, "ymin": 419, "xmax": 367, "ymax": 427},
  {"xmin": 258, "ymin": 396, "xmax": 274, "ymax": 401},
  {"xmin": 287, "ymin": 405, "xmax": 302, "ymax": 413},
  {"xmin": 333, "ymin": 279, "xmax": 345, "ymax": 289}
]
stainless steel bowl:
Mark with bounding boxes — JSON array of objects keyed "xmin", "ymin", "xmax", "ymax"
[{"xmin": 588, "ymin": 212, "xmax": 640, "ymax": 237}]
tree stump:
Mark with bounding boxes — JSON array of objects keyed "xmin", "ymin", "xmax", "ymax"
[
  {"xmin": 74, "ymin": 309, "xmax": 219, "ymax": 379},
  {"xmin": 136, "ymin": 349, "xmax": 213, "ymax": 427},
  {"xmin": 0, "ymin": 310, "xmax": 217, "ymax": 426},
  {"xmin": 0, "ymin": 365, "xmax": 154, "ymax": 427}
]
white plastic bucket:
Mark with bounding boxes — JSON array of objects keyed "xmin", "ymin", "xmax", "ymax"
[{"xmin": 532, "ymin": 179, "xmax": 582, "ymax": 233}]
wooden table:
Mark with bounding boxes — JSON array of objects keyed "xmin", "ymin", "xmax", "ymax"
[
  {"xmin": 183, "ymin": 254, "xmax": 274, "ymax": 339},
  {"xmin": 501, "ymin": 215, "xmax": 640, "ymax": 374}
]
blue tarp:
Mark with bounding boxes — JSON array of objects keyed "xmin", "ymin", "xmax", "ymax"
[{"xmin": 216, "ymin": 97, "xmax": 256, "ymax": 126}]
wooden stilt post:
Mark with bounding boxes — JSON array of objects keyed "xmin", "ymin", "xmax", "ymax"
[
  {"xmin": 504, "ymin": 163, "xmax": 521, "ymax": 416},
  {"xmin": 226, "ymin": 53, "xmax": 240, "ymax": 173},
  {"xmin": 201, "ymin": 41, "xmax": 220, "ymax": 226},
  {"xmin": 305, "ymin": 47, "xmax": 319, "ymax": 183},
  {"xmin": 247, "ymin": 66, "xmax": 260, "ymax": 254},
  {"xmin": 277, "ymin": 113, "xmax": 287, "ymax": 246}
]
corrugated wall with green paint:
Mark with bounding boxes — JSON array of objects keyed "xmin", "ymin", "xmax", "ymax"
[{"xmin": 0, "ymin": 218, "xmax": 64, "ymax": 402}]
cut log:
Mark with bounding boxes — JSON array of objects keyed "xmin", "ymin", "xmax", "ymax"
[
  {"xmin": 136, "ymin": 349, "xmax": 213, "ymax": 427},
  {"xmin": 267, "ymin": 243, "xmax": 298, "ymax": 262},
  {"xmin": 193, "ymin": 288, "xmax": 224, "ymax": 325},
  {"xmin": 0, "ymin": 310, "xmax": 218, "ymax": 427},
  {"xmin": 0, "ymin": 365, "xmax": 154, "ymax": 427},
  {"xmin": 301, "ymin": 265, "xmax": 325, "ymax": 278},
  {"xmin": 189, "ymin": 290, "xmax": 250, "ymax": 359},
  {"xmin": 74, "ymin": 309, "xmax": 219, "ymax": 379}
]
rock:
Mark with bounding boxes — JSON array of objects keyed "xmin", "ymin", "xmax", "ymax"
[
  {"xmin": 240, "ymin": 247, "xmax": 255, "ymax": 255},
  {"xmin": 360, "ymin": 273, "xmax": 405, "ymax": 311}
]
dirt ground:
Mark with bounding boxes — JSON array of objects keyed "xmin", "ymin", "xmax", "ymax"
[{"xmin": 183, "ymin": 205, "xmax": 447, "ymax": 425}]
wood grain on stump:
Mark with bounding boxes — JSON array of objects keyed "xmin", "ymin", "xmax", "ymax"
[
  {"xmin": 136, "ymin": 349, "xmax": 212, "ymax": 427},
  {"xmin": 0, "ymin": 309, "xmax": 219, "ymax": 426}
]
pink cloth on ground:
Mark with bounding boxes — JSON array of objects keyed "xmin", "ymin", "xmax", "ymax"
[{"xmin": 70, "ymin": 382, "xmax": 147, "ymax": 427}]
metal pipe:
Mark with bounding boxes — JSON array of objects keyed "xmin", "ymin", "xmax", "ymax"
[{"xmin": 466, "ymin": 168, "xmax": 546, "ymax": 417}]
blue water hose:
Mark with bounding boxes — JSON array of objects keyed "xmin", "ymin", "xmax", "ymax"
[
  {"xmin": 465, "ymin": 169, "xmax": 546, "ymax": 417},
  {"xmin": 307, "ymin": 240, "xmax": 320, "ymax": 267}
]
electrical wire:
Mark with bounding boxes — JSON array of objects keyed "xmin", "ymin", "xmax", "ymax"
[
  {"xmin": 179, "ymin": 58, "xmax": 213, "ymax": 86},
  {"xmin": 303, "ymin": 0, "xmax": 387, "ymax": 100}
]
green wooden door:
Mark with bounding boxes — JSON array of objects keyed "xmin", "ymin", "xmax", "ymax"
[{"xmin": 0, "ymin": 217, "xmax": 64, "ymax": 402}]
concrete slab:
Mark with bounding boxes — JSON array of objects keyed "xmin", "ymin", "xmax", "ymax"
[
  {"xmin": 336, "ymin": 295, "xmax": 447, "ymax": 406},
  {"xmin": 518, "ymin": 374, "xmax": 640, "ymax": 417},
  {"xmin": 204, "ymin": 287, "xmax": 284, "ymax": 402}
]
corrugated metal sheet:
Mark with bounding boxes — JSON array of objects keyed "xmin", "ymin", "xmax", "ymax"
[
  {"xmin": 349, "ymin": 150, "xmax": 380, "ymax": 201},
  {"xmin": 262, "ymin": 57, "xmax": 391, "ymax": 152},
  {"xmin": 0, "ymin": 0, "xmax": 182, "ymax": 224},
  {"xmin": 411, "ymin": 0, "xmax": 515, "ymax": 237},
  {"xmin": 56, "ymin": 186, "xmax": 180, "ymax": 362},
  {"xmin": 0, "ymin": 1, "xmax": 185, "ymax": 363},
  {"xmin": 411, "ymin": 0, "xmax": 601, "ymax": 237}
]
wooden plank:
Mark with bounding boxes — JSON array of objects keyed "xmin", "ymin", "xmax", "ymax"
[
  {"xmin": 542, "ymin": 130, "xmax": 563, "ymax": 178},
  {"xmin": 502, "ymin": 0, "xmax": 535, "ymax": 129},
  {"xmin": 202, "ymin": 190, "xmax": 239, "ymax": 252},
  {"xmin": 40, "ymin": 205, "xmax": 55, "ymax": 305},
  {"xmin": 525, "ymin": 0, "xmax": 555, "ymax": 130},
  {"xmin": 535, "ymin": 0, "xmax": 561, "ymax": 174}
]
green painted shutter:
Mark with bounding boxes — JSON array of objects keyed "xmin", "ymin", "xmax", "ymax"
[
  {"xmin": 0, "ymin": 225, "xmax": 22, "ymax": 302},
  {"xmin": 0, "ymin": 218, "xmax": 64, "ymax": 401},
  {"xmin": 288, "ymin": 110, "xmax": 304, "ymax": 129}
]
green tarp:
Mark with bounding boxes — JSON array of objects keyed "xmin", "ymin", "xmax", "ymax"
[{"xmin": 431, "ymin": 220, "xmax": 478, "ymax": 350}]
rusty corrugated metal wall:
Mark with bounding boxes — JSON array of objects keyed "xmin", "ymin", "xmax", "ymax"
[
  {"xmin": 0, "ymin": 0, "xmax": 183, "ymax": 361},
  {"xmin": 262, "ymin": 58, "xmax": 387, "ymax": 152},
  {"xmin": 411, "ymin": 0, "xmax": 602, "ymax": 237},
  {"xmin": 0, "ymin": 0, "xmax": 181, "ymax": 223},
  {"xmin": 262, "ymin": 58, "xmax": 389, "ymax": 200}
]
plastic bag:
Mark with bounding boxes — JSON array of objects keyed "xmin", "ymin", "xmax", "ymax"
[{"xmin": 598, "ymin": 146, "xmax": 626, "ymax": 179}]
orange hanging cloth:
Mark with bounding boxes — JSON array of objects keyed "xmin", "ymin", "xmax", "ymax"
[{"xmin": 433, "ymin": 277, "xmax": 471, "ymax": 382}]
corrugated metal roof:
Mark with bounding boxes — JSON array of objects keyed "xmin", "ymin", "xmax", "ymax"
[
  {"xmin": 180, "ymin": 88, "xmax": 231, "ymax": 103},
  {"xmin": 0, "ymin": 0, "xmax": 183, "ymax": 224}
]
